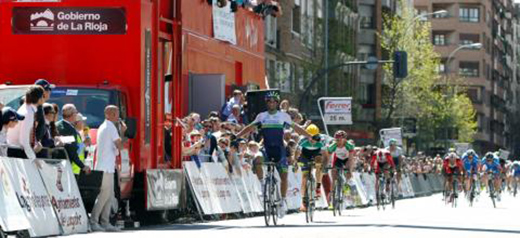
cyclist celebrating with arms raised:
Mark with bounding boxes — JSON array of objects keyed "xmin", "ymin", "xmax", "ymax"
[{"xmin": 236, "ymin": 91, "xmax": 311, "ymax": 218}]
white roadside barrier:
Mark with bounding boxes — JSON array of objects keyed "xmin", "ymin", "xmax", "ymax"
[
  {"xmin": 185, "ymin": 162, "xmax": 444, "ymax": 216},
  {"xmin": 0, "ymin": 157, "xmax": 88, "ymax": 237}
]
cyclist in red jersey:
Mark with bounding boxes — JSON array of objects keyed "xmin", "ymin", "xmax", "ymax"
[
  {"xmin": 442, "ymin": 153, "xmax": 464, "ymax": 197},
  {"xmin": 370, "ymin": 148, "xmax": 396, "ymax": 194}
]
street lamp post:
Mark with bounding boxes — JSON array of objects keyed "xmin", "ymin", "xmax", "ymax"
[{"xmin": 443, "ymin": 42, "xmax": 482, "ymax": 151}]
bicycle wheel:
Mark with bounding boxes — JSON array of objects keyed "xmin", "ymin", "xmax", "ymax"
[
  {"xmin": 263, "ymin": 175, "xmax": 272, "ymax": 226},
  {"xmin": 271, "ymin": 180, "xmax": 279, "ymax": 226},
  {"xmin": 452, "ymin": 179, "xmax": 458, "ymax": 208},
  {"xmin": 305, "ymin": 177, "xmax": 312, "ymax": 223},
  {"xmin": 332, "ymin": 180, "xmax": 338, "ymax": 217},
  {"xmin": 309, "ymin": 177, "xmax": 315, "ymax": 222},
  {"xmin": 468, "ymin": 180, "xmax": 475, "ymax": 207},
  {"xmin": 338, "ymin": 178, "xmax": 344, "ymax": 216},
  {"xmin": 489, "ymin": 179, "xmax": 496, "ymax": 208},
  {"xmin": 390, "ymin": 179, "xmax": 396, "ymax": 209}
]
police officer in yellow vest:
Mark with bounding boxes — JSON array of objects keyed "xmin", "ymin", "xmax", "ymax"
[{"xmin": 72, "ymin": 113, "xmax": 90, "ymax": 175}]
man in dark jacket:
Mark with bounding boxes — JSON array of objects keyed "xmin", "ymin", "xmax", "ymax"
[
  {"xmin": 34, "ymin": 79, "xmax": 54, "ymax": 142},
  {"xmin": 56, "ymin": 104, "xmax": 91, "ymax": 175}
]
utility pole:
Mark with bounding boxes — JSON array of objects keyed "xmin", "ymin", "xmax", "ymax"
[{"xmin": 323, "ymin": 0, "xmax": 329, "ymax": 96}]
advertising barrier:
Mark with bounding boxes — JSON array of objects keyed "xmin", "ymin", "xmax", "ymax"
[
  {"xmin": 38, "ymin": 160, "xmax": 89, "ymax": 235},
  {"xmin": 184, "ymin": 161, "xmax": 445, "ymax": 216},
  {"xmin": 0, "ymin": 159, "xmax": 30, "ymax": 232},
  {"xmin": 146, "ymin": 169, "xmax": 183, "ymax": 210},
  {"xmin": 1, "ymin": 158, "xmax": 61, "ymax": 237}
]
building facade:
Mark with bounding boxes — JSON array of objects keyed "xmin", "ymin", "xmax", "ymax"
[{"xmin": 415, "ymin": 0, "xmax": 514, "ymax": 153}]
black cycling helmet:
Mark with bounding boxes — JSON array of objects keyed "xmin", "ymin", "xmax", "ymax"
[{"xmin": 264, "ymin": 91, "xmax": 280, "ymax": 102}]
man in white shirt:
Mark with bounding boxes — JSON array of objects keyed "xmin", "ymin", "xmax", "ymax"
[
  {"xmin": 7, "ymin": 85, "xmax": 45, "ymax": 161},
  {"xmin": 90, "ymin": 105, "xmax": 126, "ymax": 232}
]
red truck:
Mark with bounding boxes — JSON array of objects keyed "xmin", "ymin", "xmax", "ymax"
[{"xmin": 0, "ymin": 0, "xmax": 265, "ymax": 220}]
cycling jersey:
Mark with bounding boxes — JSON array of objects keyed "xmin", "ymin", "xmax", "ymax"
[
  {"xmin": 329, "ymin": 141, "xmax": 355, "ymax": 168},
  {"xmin": 442, "ymin": 159, "xmax": 463, "ymax": 175},
  {"xmin": 513, "ymin": 165, "xmax": 520, "ymax": 177},
  {"xmin": 370, "ymin": 149, "xmax": 395, "ymax": 174},
  {"xmin": 328, "ymin": 141, "xmax": 355, "ymax": 160},
  {"xmin": 298, "ymin": 136, "xmax": 327, "ymax": 160},
  {"xmin": 253, "ymin": 110, "xmax": 293, "ymax": 172},
  {"xmin": 482, "ymin": 159, "xmax": 501, "ymax": 174},
  {"xmin": 385, "ymin": 146, "xmax": 403, "ymax": 167},
  {"xmin": 253, "ymin": 111, "xmax": 292, "ymax": 147},
  {"xmin": 461, "ymin": 153, "xmax": 480, "ymax": 174}
]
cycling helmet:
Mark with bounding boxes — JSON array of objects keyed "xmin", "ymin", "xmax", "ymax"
[
  {"xmin": 334, "ymin": 130, "xmax": 347, "ymax": 139},
  {"xmin": 306, "ymin": 124, "xmax": 320, "ymax": 136},
  {"xmin": 466, "ymin": 149, "xmax": 476, "ymax": 156},
  {"xmin": 485, "ymin": 152, "xmax": 495, "ymax": 159},
  {"xmin": 448, "ymin": 152, "xmax": 457, "ymax": 159},
  {"xmin": 389, "ymin": 138, "xmax": 397, "ymax": 145},
  {"xmin": 264, "ymin": 91, "xmax": 280, "ymax": 102}
]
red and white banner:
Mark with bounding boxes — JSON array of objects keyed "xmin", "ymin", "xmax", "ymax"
[
  {"xmin": 0, "ymin": 158, "xmax": 30, "ymax": 232},
  {"xmin": 0, "ymin": 158, "xmax": 61, "ymax": 237},
  {"xmin": 38, "ymin": 160, "xmax": 88, "ymax": 235}
]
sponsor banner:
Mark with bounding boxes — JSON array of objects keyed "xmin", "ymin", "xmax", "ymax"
[
  {"xmin": 146, "ymin": 169, "xmax": 183, "ymax": 210},
  {"xmin": 400, "ymin": 174, "xmax": 415, "ymax": 198},
  {"xmin": 201, "ymin": 163, "xmax": 242, "ymax": 214},
  {"xmin": 360, "ymin": 173, "xmax": 376, "ymax": 203},
  {"xmin": 320, "ymin": 98, "xmax": 352, "ymax": 125},
  {"xmin": 12, "ymin": 7, "xmax": 127, "ymax": 35},
  {"xmin": 242, "ymin": 169, "xmax": 263, "ymax": 212},
  {"xmin": 380, "ymin": 127, "xmax": 403, "ymax": 147},
  {"xmin": 39, "ymin": 160, "xmax": 88, "ymax": 235},
  {"xmin": 212, "ymin": 1, "xmax": 237, "ymax": 45},
  {"xmin": 230, "ymin": 168, "xmax": 254, "ymax": 214},
  {"xmin": 0, "ymin": 159, "xmax": 30, "ymax": 232},
  {"xmin": 184, "ymin": 162, "xmax": 215, "ymax": 215},
  {"xmin": 499, "ymin": 149, "xmax": 510, "ymax": 160},
  {"xmin": 286, "ymin": 166, "xmax": 302, "ymax": 211},
  {"xmin": 342, "ymin": 173, "xmax": 368, "ymax": 207},
  {"xmin": 1, "ymin": 158, "xmax": 60, "ymax": 237}
]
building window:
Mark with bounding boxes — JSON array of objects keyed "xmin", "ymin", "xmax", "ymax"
[
  {"xmin": 459, "ymin": 33, "xmax": 479, "ymax": 45},
  {"xmin": 359, "ymin": 5, "xmax": 374, "ymax": 28},
  {"xmin": 467, "ymin": 87, "xmax": 482, "ymax": 103},
  {"xmin": 459, "ymin": 61, "xmax": 479, "ymax": 77},
  {"xmin": 432, "ymin": 5, "xmax": 449, "ymax": 18},
  {"xmin": 438, "ymin": 59, "xmax": 447, "ymax": 73},
  {"xmin": 459, "ymin": 7, "xmax": 479, "ymax": 22},
  {"xmin": 265, "ymin": 16, "xmax": 277, "ymax": 47},
  {"xmin": 292, "ymin": 4, "xmax": 301, "ymax": 34},
  {"xmin": 433, "ymin": 33, "xmax": 447, "ymax": 46}
]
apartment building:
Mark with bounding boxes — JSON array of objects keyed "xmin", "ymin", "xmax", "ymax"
[{"xmin": 415, "ymin": 0, "xmax": 514, "ymax": 153}]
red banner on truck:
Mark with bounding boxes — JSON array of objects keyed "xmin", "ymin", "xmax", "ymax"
[{"xmin": 12, "ymin": 7, "xmax": 126, "ymax": 35}]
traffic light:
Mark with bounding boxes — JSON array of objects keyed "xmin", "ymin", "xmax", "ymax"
[{"xmin": 393, "ymin": 51, "xmax": 408, "ymax": 79}]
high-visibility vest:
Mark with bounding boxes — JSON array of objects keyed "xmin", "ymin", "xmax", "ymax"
[{"xmin": 72, "ymin": 133, "xmax": 86, "ymax": 175}]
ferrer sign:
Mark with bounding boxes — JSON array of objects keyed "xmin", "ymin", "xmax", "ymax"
[
  {"xmin": 12, "ymin": 7, "xmax": 127, "ymax": 35},
  {"xmin": 319, "ymin": 98, "xmax": 353, "ymax": 125}
]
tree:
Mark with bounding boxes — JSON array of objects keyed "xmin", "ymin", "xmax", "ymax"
[{"xmin": 379, "ymin": 0, "xmax": 477, "ymax": 150}]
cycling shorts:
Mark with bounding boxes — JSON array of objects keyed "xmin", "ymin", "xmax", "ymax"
[
  {"xmin": 375, "ymin": 161, "xmax": 392, "ymax": 174},
  {"xmin": 263, "ymin": 145, "xmax": 288, "ymax": 173},
  {"xmin": 333, "ymin": 157, "xmax": 348, "ymax": 169}
]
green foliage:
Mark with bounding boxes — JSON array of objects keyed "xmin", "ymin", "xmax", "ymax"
[{"xmin": 379, "ymin": 0, "xmax": 477, "ymax": 148}]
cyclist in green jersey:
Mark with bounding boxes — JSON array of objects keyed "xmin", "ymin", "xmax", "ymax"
[{"xmin": 295, "ymin": 124, "xmax": 329, "ymax": 209}]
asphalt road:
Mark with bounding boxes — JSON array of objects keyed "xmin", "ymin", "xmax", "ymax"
[{"xmin": 71, "ymin": 192, "xmax": 520, "ymax": 238}]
